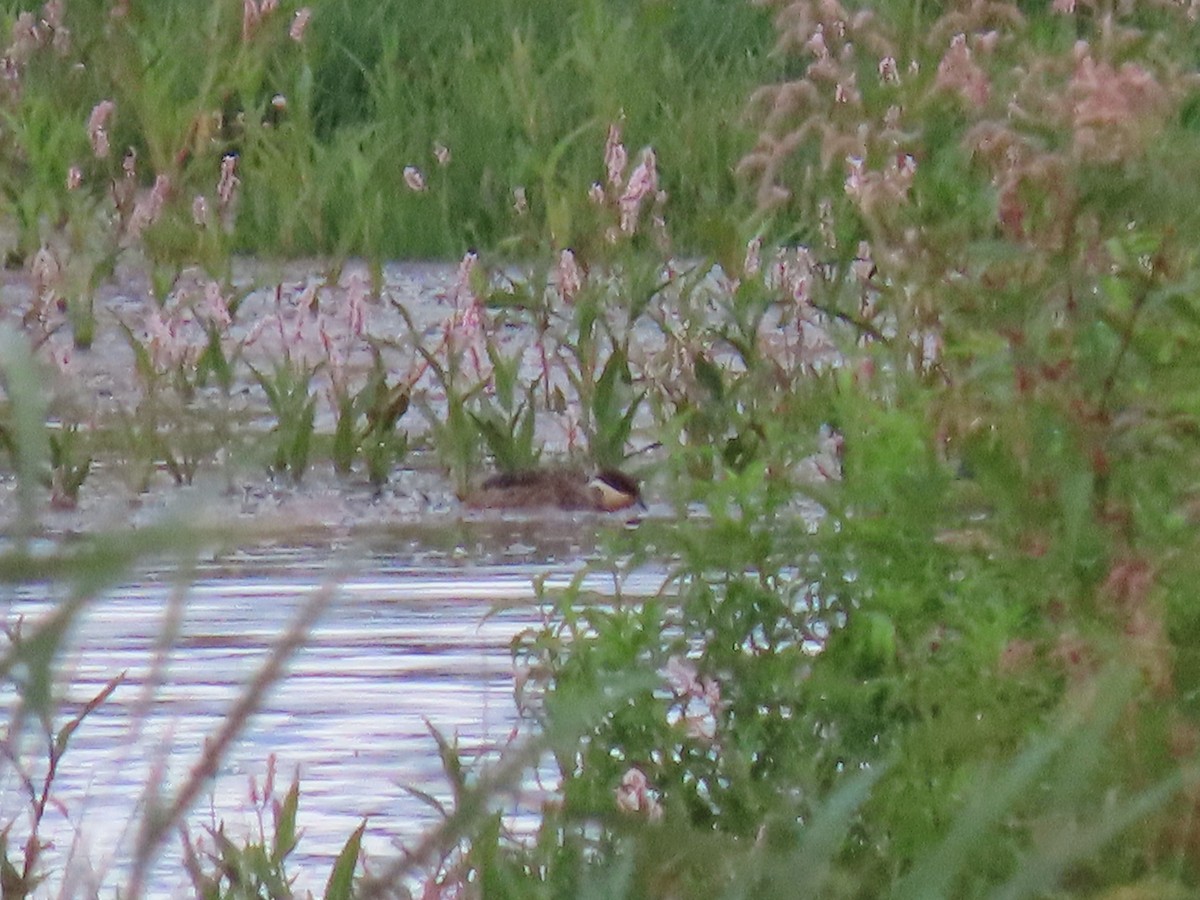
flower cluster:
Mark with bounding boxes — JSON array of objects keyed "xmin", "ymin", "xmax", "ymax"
[
  {"xmin": 615, "ymin": 767, "xmax": 663, "ymax": 822},
  {"xmin": 663, "ymin": 656, "xmax": 724, "ymax": 742},
  {"xmin": 87, "ymin": 99, "xmax": 114, "ymax": 159},
  {"xmin": 591, "ymin": 120, "xmax": 665, "ymax": 244},
  {"xmin": 242, "ymin": 0, "xmax": 279, "ymax": 42}
]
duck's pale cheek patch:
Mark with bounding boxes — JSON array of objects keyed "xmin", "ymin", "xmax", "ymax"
[{"xmin": 589, "ymin": 477, "xmax": 636, "ymax": 511}]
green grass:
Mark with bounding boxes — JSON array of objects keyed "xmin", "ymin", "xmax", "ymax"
[
  {"xmin": 5, "ymin": 0, "xmax": 1200, "ymax": 896},
  {"xmin": 0, "ymin": 0, "xmax": 775, "ymax": 262}
]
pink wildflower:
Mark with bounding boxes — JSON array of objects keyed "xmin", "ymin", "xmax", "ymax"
[
  {"xmin": 403, "ymin": 165, "xmax": 426, "ymax": 192},
  {"xmin": 242, "ymin": 0, "xmax": 277, "ymax": 40},
  {"xmin": 935, "ymin": 33, "xmax": 989, "ymax": 108},
  {"xmin": 242, "ymin": 0, "xmax": 260, "ymax": 40},
  {"xmin": 743, "ymin": 236, "xmax": 763, "ymax": 279},
  {"xmin": 1070, "ymin": 52, "xmax": 1167, "ymax": 163},
  {"xmin": 289, "ymin": 7, "xmax": 311, "ymax": 42},
  {"xmin": 200, "ymin": 280, "xmax": 232, "ymax": 330},
  {"xmin": 450, "ymin": 251, "xmax": 479, "ymax": 308},
  {"xmin": 618, "ymin": 147, "xmax": 657, "ymax": 234},
  {"xmin": 587, "ymin": 182, "xmax": 605, "ymax": 206},
  {"xmin": 767, "ymin": 245, "xmax": 815, "ymax": 305},
  {"xmin": 128, "ymin": 174, "xmax": 171, "ymax": 240},
  {"xmin": 87, "ymin": 100, "xmax": 114, "ymax": 159},
  {"xmin": 41, "ymin": 0, "xmax": 64, "ymax": 30},
  {"xmin": 806, "ymin": 25, "xmax": 828, "ymax": 60},
  {"xmin": 663, "ymin": 656, "xmax": 723, "ymax": 742},
  {"xmin": 451, "ymin": 302, "xmax": 490, "ymax": 383},
  {"xmin": 145, "ymin": 309, "xmax": 192, "ymax": 372},
  {"xmin": 217, "ymin": 154, "xmax": 239, "ymax": 209},
  {"xmin": 65, "ymin": 165, "xmax": 82, "ymax": 191},
  {"xmin": 878, "ymin": 56, "xmax": 899, "ymax": 85},
  {"xmin": 319, "ymin": 317, "xmax": 350, "ymax": 399},
  {"xmin": 441, "ymin": 253, "xmax": 491, "ymax": 383},
  {"xmin": 8, "ymin": 13, "xmax": 40, "ymax": 65},
  {"xmin": 844, "ymin": 153, "xmax": 917, "ymax": 215},
  {"xmin": 344, "ymin": 270, "xmax": 369, "ymax": 338},
  {"xmin": 615, "ymin": 768, "xmax": 663, "ymax": 822},
  {"xmin": 834, "ymin": 74, "xmax": 861, "ymax": 105},
  {"xmin": 555, "ymin": 248, "xmax": 582, "ymax": 305},
  {"xmin": 604, "ymin": 121, "xmax": 627, "ymax": 191},
  {"xmin": 843, "ymin": 155, "xmax": 866, "ymax": 201}
]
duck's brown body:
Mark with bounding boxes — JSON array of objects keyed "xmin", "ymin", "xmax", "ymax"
[{"xmin": 464, "ymin": 468, "xmax": 642, "ymax": 512}]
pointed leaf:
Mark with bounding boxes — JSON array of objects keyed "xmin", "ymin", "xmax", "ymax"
[{"xmin": 323, "ymin": 820, "xmax": 365, "ymax": 900}]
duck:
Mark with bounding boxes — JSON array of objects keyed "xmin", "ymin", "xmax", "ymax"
[{"xmin": 463, "ymin": 468, "xmax": 643, "ymax": 512}]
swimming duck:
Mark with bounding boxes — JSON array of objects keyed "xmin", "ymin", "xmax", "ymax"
[{"xmin": 463, "ymin": 468, "xmax": 643, "ymax": 512}]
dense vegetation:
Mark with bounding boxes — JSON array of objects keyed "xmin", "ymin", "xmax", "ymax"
[{"xmin": 3, "ymin": 0, "xmax": 1200, "ymax": 897}]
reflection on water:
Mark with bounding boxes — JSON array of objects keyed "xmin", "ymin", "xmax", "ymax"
[{"xmin": 0, "ymin": 545, "xmax": 667, "ymax": 896}]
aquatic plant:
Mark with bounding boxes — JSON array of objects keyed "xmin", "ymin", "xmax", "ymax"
[
  {"xmin": 248, "ymin": 351, "xmax": 319, "ymax": 484},
  {"xmin": 459, "ymin": 0, "xmax": 1200, "ymax": 895},
  {"xmin": 2, "ymin": 0, "xmax": 1200, "ymax": 895},
  {"xmin": 180, "ymin": 757, "xmax": 363, "ymax": 900}
]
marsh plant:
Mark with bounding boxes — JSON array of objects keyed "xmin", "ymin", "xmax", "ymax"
[
  {"xmin": 449, "ymin": 0, "xmax": 1200, "ymax": 896},
  {"xmin": 3, "ymin": 0, "xmax": 1200, "ymax": 897}
]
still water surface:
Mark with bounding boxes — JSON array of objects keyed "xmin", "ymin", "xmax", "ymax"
[{"xmin": 0, "ymin": 541, "xmax": 667, "ymax": 895}]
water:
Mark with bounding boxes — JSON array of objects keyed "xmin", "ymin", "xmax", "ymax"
[{"xmin": 0, "ymin": 541, "xmax": 668, "ymax": 896}]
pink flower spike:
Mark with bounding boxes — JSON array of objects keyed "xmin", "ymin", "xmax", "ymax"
[
  {"xmin": 217, "ymin": 154, "xmax": 240, "ymax": 210},
  {"xmin": 556, "ymin": 248, "xmax": 582, "ymax": 305},
  {"xmin": 604, "ymin": 121, "xmax": 628, "ymax": 190},
  {"xmin": 806, "ymin": 25, "xmax": 828, "ymax": 59},
  {"xmin": 843, "ymin": 155, "xmax": 866, "ymax": 201},
  {"xmin": 289, "ymin": 7, "xmax": 311, "ymax": 42},
  {"xmin": 344, "ymin": 270, "xmax": 369, "ymax": 337},
  {"xmin": 615, "ymin": 768, "xmax": 663, "ymax": 822},
  {"xmin": 200, "ymin": 280, "xmax": 232, "ymax": 330},
  {"xmin": 618, "ymin": 147, "xmax": 658, "ymax": 234},
  {"xmin": 743, "ymin": 236, "xmax": 762, "ymax": 279},
  {"xmin": 664, "ymin": 656, "xmax": 701, "ymax": 696},
  {"xmin": 878, "ymin": 56, "xmax": 899, "ymax": 85},
  {"xmin": 65, "ymin": 166, "xmax": 82, "ymax": 191},
  {"xmin": 128, "ymin": 174, "xmax": 171, "ymax": 239},
  {"xmin": 451, "ymin": 251, "xmax": 479, "ymax": 308},
  {"xmin": 87, "ymin": 100, "xmax": 114, "ymax": 158},
  {"xmin": 8, "ymin": 13, "xmax": 40, "ymax": 64},
  {"xmin": 242, "ymin": 0, "xmax": 260, "ymax": 40},
  {"xmin": 403, "ymin": 166, "xmax": 427, "ymax": 192}
]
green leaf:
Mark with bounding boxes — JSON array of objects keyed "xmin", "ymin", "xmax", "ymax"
[
  {"xmin": 323, "ymin": 820, "xmax": 365, "ymax": 900},
  {"xmin": 272, "ymin": 775, "xmax": 300, "ymax": 865}
]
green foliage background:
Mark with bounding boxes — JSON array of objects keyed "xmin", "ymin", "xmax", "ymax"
[{"xmin": 3, "ymin": 0, "xmax": 1200, "ymax": 897}]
